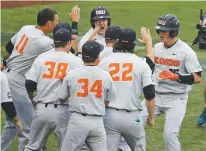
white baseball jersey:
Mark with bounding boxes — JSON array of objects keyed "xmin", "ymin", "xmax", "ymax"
[
  {"xmin": 99, "ymin": 46, "xmax": 113, "ymax": 61},
  {"xmin": 98, "ymin": 53, "xmax": 153, "ymax": 111},
  {"xmin": 58, "ymin": 65, "xmax": 116, "ymax": 116},
  {"xmin": 153, "ymin": 39, "xmax": 202, "ymax": 94},
  {"xmin": 0, "ymin": 72, "xmax": 13, "ymax": 103},
  {"xmin": 78, "ymin": 28, "xmax": 106, "ymax": 50},
  {"xmin": 6, "ymin": 25, "xmax": 54, "ymax": 75},
  {"xmin": 25, "ymin": 49, "xmax": 83, "ymax": 104}
]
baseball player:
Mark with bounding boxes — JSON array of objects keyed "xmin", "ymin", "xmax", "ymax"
[
  {"xmin": 1, "ymin": 71, "xmax": 23, "ymax": 134},
  {"xmin": 78, "ymin": 6, "xmax": 111, "ymax": 53},
  {"xmin": 98, "ymin": 28, "xmax": 155, "ymax": 151},
  {"xmin": 58, "ymin": 40, "xmax": 115, "ymax": 151},
  {"xmin": 1, "ymin": 8, "xmax": 58, "ymax": 151},
  {"xmin": 98, "ymin": 25, "xmax": 121, "ymax": 61},
  {"xmin": 141, "ymin": 14, "xmax": 202, "ymax": 151},
  {"xmin": 196, "ymin": 65, "xmax": 206, "ymax": 126},
  {"xmin": 24, "ymin": 28, "xmax": 83, "ymax": 151}
]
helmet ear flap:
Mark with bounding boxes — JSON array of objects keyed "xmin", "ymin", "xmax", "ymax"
[
  {"xmin": 91, "ymin": 20, "xmax": 95, "ymax": 28},
  {"xmin": 156, "ymin": 29, "xmax": 160, "ymax": 34},
  {"xmin": 169, "ymin": 30, "xmax": 178, "ymax": 38}
]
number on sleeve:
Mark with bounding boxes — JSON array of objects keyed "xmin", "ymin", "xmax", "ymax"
[{"xmin": 15, "ymin": 34, "xmax": 29, "ymax": 54}]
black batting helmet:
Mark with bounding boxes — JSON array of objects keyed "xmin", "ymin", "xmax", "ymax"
[
  {"xmin": 90, "ymin": 6, "xmax": 111, "ymax": 28},
  {"xmin": 155, "ymin": 14, "xmax": 180, "ymax": 38}
]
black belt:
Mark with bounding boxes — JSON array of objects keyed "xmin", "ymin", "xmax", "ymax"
[
  {"xmin": 73, "ymin": 112, "xmax": 102, "ymax": 117},
  {"xmin": 44, "ymin": 103, "xmax": 58, "ymax": 108},
  {"xmin": 115, "ymin": 109, "xmax": 131, "ymax": 113}
]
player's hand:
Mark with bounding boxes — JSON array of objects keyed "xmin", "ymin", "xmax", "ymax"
[
  {"xmin": 159, "ymin": 71, "xmax": 178, "ymax": 81},
  {"xmin": 88, "ymin": 26, "xmax": 100, "ymax": 40},
  {"xmin": 69, "ymin": 5, "xmax": 80, "ymax": 22},
  {"xmin": 146, "ymin": 117, "xmax": 155, "ymax": 127},
  {"xmin": 138, "ymin": 27, "xmax": 152, "ymax": 45},
  {"xmin": 15, "ymin": 120, "xmax": 23, "ymax": 134}
]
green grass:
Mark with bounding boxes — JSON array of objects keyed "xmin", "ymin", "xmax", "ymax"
[{"xmin": 1, "ymin": 1, "xmax": 206, "ymax": 151}]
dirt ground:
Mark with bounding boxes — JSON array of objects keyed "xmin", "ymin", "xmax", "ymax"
[{"xmin": 1, "ymin": 1, "xmax": 63, "ymax": 9}]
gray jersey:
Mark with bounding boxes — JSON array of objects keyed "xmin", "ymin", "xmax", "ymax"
[
  {"xmin": 0, "ymin": 72, "xmax": 12, "ymax": 103},
  {"xmin": 58, "ymin": 66, "xmax": 116, "ymax": 116},
  {"xmin": 25, "ymin": 49, "xmax": 83, "ymax": 104},
  {"xmin": 98, "ymin": 53, "xmax": 154, "ymax": 111},
  {"xmin": 153, "ymin": 39, "xmax": 202, "ymax": 94},
  {"xmin": 6, "ymin": 25, "xmax": 54, "ymax": 75}
]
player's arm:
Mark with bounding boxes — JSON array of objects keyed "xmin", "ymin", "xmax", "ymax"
[
  {"xmin": 57, "ymin": 75, "xmax": 70, "ymax": 103},
  {"xmin": 25, "ymin": 59, "xmax": 39, "ymax": 100},
  {"xmin": 142, "ymin": 63, "xmax": 155, "ymax": 126},
  {"xmin": 69, "ymin": 5, "xmax": 80, "ymax": 53},
  {"xmin": 104, "ymin": 75, "xmax": 116, "ymax": 106}
]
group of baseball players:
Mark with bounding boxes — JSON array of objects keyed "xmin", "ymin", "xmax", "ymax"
[{"xmin": 0, "ymin": 4, "xmax": 204, "ymax": 151}]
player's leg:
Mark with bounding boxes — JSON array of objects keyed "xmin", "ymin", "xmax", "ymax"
[
  {"xmin": 1, "ymin": 115, "xmax": 18, "ymax": 151},
  {"xmin": 196, "ymin": 65, "xmax": 206, "ymax": 126},
  {"xmin": 25, "ymin": 104, "xmax": 55, "ymax": 151},
  {"xmin": 104, "ymin": 108, "xmax": 125, "ymax": 151},
  {"xmin": 117, "ymin": 138, "xmax": 131, "ymax": 151},
  {"xmin": 121, "ymin": 110, "xmax": 146, "ymax": 151},
  {"xmin": 163, "ymin": 94, "xmax": 188, "ymax": 151},
  {"xmin": 86, "ymin": 116, "xmax": 107, "ymax": 151},
  {"xmin": 53, "ymin": 106, "xmax": 70, "ymax": 150},
  {"xmin": 61, "ymin": 112, "xmax": 88, "ymax": 151},
  {"xmin": 1, "ymin": 71, "xmax": 35, "ymax": 151},
  {"xmin": 124, "ymin": 135, "xmax": 146, "ymax": 151}
]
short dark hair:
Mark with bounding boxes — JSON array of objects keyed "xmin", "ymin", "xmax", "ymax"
[
  {"xmin": 105, "ymin": 39, "xmax": 118, "ymax": 44},
  {"xmin": 37, "ymin": 8, "xmax": 57, "ymax": 26},
  {"xmin": 117, "ymin": 43, "xmax": 135, "ymax": 53},
  {"xmin": 82, "ymin": 56, "xmax": 97, "ymax": 63},
  {"xmin": 54, "ymin": 41, "xmax": 67, "ymax": 48}
]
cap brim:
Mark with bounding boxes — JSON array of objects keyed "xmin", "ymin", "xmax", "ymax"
[
  {"xmin": 93, "ymin": 16, "xmax": 110, "ymax": 20},
  {"xmin": 155, "ymin": 25, "xmax": 178, "ymax": 31}
]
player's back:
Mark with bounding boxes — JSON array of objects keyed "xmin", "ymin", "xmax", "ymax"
[
  {"xmin": 99, "ymin": 53, "xmax": 151, "ymax": 111},
  {"xmin": 6, "ymin": 25, "xmax": 54, "ymax": 75},
  {"xmin": 29, "ymin": 50, "xmax": 83, "ymax": 104},
  {"xmin": 67, "ymin": 66, "xmax": 112, "ymax": 116}
]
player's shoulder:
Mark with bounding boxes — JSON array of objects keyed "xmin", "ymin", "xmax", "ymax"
[
  {"xmin": 154, "ymin": 42, "xmax": 164, "ymax": 50},
  {"xmin": 20, "ymin": 25, "xmax": 35, "ymax": 31},
  {"xmin": 177, "ymin": 39, "xmax": 196, "ymax": 55}
]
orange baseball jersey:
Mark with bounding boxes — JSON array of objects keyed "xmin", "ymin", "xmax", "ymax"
[
  {"xmin": 58, "ymin": 65, "xmax": 116, "ymax": 116},
  {"xmin": 98, "ymin": 52, "xmax": 154, "ymax": 111},
  {"xmin": 25, "ymin": 49, "xmax": 83, "ymax": 104},
  {"xmin": 153, "ymin": 39, "xmax": 202, "ymax": 94},
  {"xmin": 6, "ymin": 25, "xmax": 54, "ymax": 76}
]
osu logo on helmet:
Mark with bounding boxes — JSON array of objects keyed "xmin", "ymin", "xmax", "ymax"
[
  {"xmin": 96, "ymin": 10, "xmax": 105, "ymax": 15},
  {"xmin": 158, "ymin": 20, "xmax": 166, "ymax": 25}
]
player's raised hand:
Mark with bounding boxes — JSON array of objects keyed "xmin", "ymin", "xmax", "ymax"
[
  {"xmin": 88, "ymin": 26, "xmax": 100, "ymax": 40},
  {"xmin": 69, "ymin": 5, "xmax": 80, "ymax": 22},
  {"xmin": 159, "ymin": 71, "xmax": 178, "ymax": 81},
  {"xmin": 138, "ymin": 27, "xmax": 152, "ymax": 45}
]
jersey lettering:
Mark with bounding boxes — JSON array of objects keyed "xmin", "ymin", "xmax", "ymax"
[
  {"xmin": 154, "ymin": 56, "xmax": 180, "ymax": 67},
  {"xmin": 77, "ymin": 79, "xmax": 103, "ymax": 98},
  {"xmin": 109, "ymin": 63, "xmax": 133, "ymax": 81},
  {"xmin": 42, "ymin": 61, "xmax": 68, "ymax": 79},
  {"xmin": 15, "ymin": 34, "xmax": 29, "ymax": 54}
]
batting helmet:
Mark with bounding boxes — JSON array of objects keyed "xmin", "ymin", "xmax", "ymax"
[
  {"xmin": 155, "ymin": 14, "xmax": 180, "ymax": 38},
  {"xmin": 90, "ymin": 6, "xmax": 111, "ymax": 28}
]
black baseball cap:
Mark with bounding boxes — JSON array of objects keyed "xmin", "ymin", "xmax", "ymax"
[
  {"xmin": 53, "ymin": 22, "xmax": 72, "ymax": 34},
  {"xmin": 119, "ymin": 28, "xmax": 136, "ymax": 44},
  {"xmin": 82, "ymin": 40, "xmax": 104, "ymax": 60},
  {"xmin": 53, "ymin": 28, "xmax": 74, "ymax": 43},
  {"xmin": 105, "ymin": 25, "xmax": 121, "ymax": 40}
]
